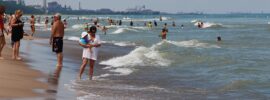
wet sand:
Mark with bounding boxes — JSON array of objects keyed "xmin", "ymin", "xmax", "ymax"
[{"xmin": 0, "ymin": 36, "xmax": 48, "ymax": 99}]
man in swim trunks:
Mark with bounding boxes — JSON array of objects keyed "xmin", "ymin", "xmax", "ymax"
[{"xmin": 50, "ymin": 13, "xmax": 65, "ymax": 68}]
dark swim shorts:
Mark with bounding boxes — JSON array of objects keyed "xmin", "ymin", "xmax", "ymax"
[{"xmin": 52, "ymin": 37, "xmax": 63, "ymax": 53}]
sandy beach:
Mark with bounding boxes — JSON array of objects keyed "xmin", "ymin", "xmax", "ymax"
[{"xmin": 0, "ymin": 36, "xmax": 48, "ymax": 99}]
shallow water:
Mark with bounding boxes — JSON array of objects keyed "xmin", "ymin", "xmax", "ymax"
[{"xmin": 20, "ymin": 14, "xmax": 270, "ymax": 100}]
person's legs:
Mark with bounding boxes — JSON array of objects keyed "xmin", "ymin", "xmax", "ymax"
[
  {"xmin": 0, "ymin": 35, "xmax": 5, "ymax": 59},
  {"xmin": 57, "ymin": 53, "xmax": 63, "ymax": 67},
  {"xmin": 12, "ymin": 41, "xmax": 19, "ymax": 60},
  {"xmin": 78, "ymin": 58, "xmax": 88, "ymax": 79},
  {"xmin": 31, "ymin": 26, "xmax": 35, "ymax": 37},
  {"xmin": 88, "ymin": 59, "xmax": 95, "ymax": 80},
  {"xmin": 16, "ymin": 41, "xmax": 21, "ymax": 60}
]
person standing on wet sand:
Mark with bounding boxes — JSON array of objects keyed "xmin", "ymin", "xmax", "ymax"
[
  {"xmin": 11, "ymin": 10, "xmax": 24, "ymax": 60},
  {"xmin": 0, "ymin": 6, "xmax": 6, "ymax": 60},
  {"xmin": 78, "ymin": 26, "xmax": 101, "ymax": 80},
  {"xmin": 30, "ymin": 15, "xmax": 35, "ymax": 38},
  {"xmin": 50, "ymin": 13, "xmax": 65, "ymax": 68}
]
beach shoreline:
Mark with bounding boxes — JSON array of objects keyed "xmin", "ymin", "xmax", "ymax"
[{"xmin": 0, "ymin": 35, "xmax": 48, "ymax": 99}]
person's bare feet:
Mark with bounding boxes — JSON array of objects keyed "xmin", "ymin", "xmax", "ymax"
[
  {"xmin": 16, "ymin": 57, "xmax": 22, "ymax": 61},
  {"xmin": 0, "ymin": 57, "xmax": 4, "ymax": 60},
  {"xmin": 77, "ymin": 76, "xmax": 81, "ymax": 80},
  {"xmin": 88, "ymin": 76, "xmax": 92, "ymax": 80}
]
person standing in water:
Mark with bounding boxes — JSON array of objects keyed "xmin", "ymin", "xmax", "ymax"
[
  {"xmin": 130, "ymin": 20, "xmax": 133, "ymax": 26},
  {"xmin": 45, "ymin": 17, "xmax": 49, "ymax": 29},
  {"xmin": 119, "ymin": 20, "xmax": 122, "ymax": 26},
  {"xmin": 154, "ymin": 20, "xmax": 157, "ymax": 27},
  {"xmin": 181, "ymin": 24, "xmax": 184, "ymax": 29},
  {"xmin": 11, "ymin": 10, "xmax": 24, "ymax": 60},
  {"xmin": 164, "ymin": 23, "xmax": 168, "ymax": 32},
  {"xmin": 50, "ymin": 13, "xmax": 65, "ymax": 68},
  {"xmin": 63, "ymin": 19, "xmax": 67, "ymax": 29},
  {"xmin": 78, "ymin": 26, "xmax": 101, "ymax": 80},
  {"xmin": 172, "ymin": 21, "xmax": 176, "ymax": 27},
  {"xmin": 160, "ymin": 16, "xmax": 162, "ymax": 21},
  {"xmin": 102, "ymin": 26, "xmax": 107, "ymax": 35},
  {"xmin": 30, "ymin": 15, "xmax": 35, "ymax": 38},
  {"xmin": 160, "ymin": 28, "xmax": 167, "ymax": 40},
  {"xmin": 37, "ymin": 16, "xmax": 41, "ymax": 23}
]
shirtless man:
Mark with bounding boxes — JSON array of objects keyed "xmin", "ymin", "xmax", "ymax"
[
  {"xmin": 50, "ymin": 13, "xmax": 65, "ymax": 68},
  {"xmin": 30, "ymin": 15, "xmax": 35, "ymax": 37}
]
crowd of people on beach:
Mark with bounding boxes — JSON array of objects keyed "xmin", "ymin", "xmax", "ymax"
[
  {"xmin": 0, "ymin": 6, "xmax": 103, "ymax": 80},
  {"xmin": 0, "ymin": 4, "xmax": 222, "ymax": 80}
]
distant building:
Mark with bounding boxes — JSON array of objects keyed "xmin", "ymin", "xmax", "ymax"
[
  {"xmin": 3, "ymin": 0, "xmax": 24, "ymax": 5},
  {"xmin": 47, "ymin": 1, "xmax": 72, "ymax": 13},
  {"xmin": 28, "ymin": 5, "xmax": 43, "ymax": 10},
  {"xmin": 78, "ymin": 2, "xmax": 81, "ymax": 10},
  {"xmin": 43, "ymin": 0, "xmax": 47, "ymax": 13},
  {"xmin": 126, "ymin": 5, "xmax": 160, "ymax": 14},
  {"xmin": 47, "ymin": 1, "xmax": 62, "ymax": 13}
]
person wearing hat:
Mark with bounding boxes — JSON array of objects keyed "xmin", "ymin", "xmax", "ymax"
[
  {"xmin": 78, "ymin": 26, "xmax": 101, "ymax": 80},
  {"xmin": 10, "ymin": 10, "xmax": 24, "ymax": 60}
]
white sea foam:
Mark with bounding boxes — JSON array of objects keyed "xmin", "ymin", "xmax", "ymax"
[
  {"xmin": 191, "ymin": 19, "xmax": 199, "ymax": 23},
  {"xmin": 112, "ymin": 28, "xmax": 139, "ymax": 34},
  {"xmin": 72, "ymin": 24, "xmax": 84, "ymax": 29},
  {"xmin": 113, "ymin": 42, "xmax": 136, "ymax": 47},
  {"xmin": 194, "ymin": 22, "xmax": 223, "ymax": 28},
  {"xmin": 112, "ymin": 28, "xmax": 125, "ymax": 34},
  {"xmin": 165, "ymin": 40, "xmax": 221, "ymax": 48},
  {"xmin": 110, "ymin": 68, "xmax": 133, "ymax": 76},
  {"xmin": 100, "ymin": 42, "xmax": 171, "ymax": 76},
  {"xmin": 64, "ymin": 36, "xmax": 80, "ymax": 41},
  {"xmin": 102, "ymin": 40, "xmax": 136, "ymax": 47}
]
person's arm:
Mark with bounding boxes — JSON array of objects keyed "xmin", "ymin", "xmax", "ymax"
[
  {"xmin": 92, "ymin": 36, "xmax": 101, "ymax": 47},
  {"xmin": 50, "ymin": 23, "xmax": 56, "ymax": 45},
  {"xmin": 79, "ymin": 42, "xmax": 91, "ymax": 48},
  {"xmin": 10, "ymin": 18, "xmax": 21, "ymax": 27},
  {"xmin": 92, "ymin": 44, "xmax": 101, "ymax": 47}
]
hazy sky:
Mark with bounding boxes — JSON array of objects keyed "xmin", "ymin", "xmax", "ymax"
[{"xmin": 24, "ymin": 0, "xmax": 270, "ymax": 13}]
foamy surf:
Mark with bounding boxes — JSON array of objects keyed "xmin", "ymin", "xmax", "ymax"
[
  {"xmin": 64, "ymin": 36, "xmax": 80, "ymax": 41},
  {"xmin": 194, "ymin": 22, "xmax": 223, "ymax": 28},
  {"xmin": 72, "ymin": 24, "xmax": 84, "ymax": 29},
  {"xmin": 100, "ymin": 42, "xmax": 171, "ymax": 76},
  {"xmin": 165, "ymin": 40, "xmax": 221, "ymax": 48},
  {"xmin": 112, "ymin": 28, "xmax": 139, "ymax": 34}
]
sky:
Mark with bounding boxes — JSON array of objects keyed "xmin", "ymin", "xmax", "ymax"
[{"xmin": 24, "ymin": 0, "xmax": 270, "ymax": 13}]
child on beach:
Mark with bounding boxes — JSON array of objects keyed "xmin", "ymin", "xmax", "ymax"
[{"xmin": 80, "ymin": 31, "xmax": 93, "ymax": 53}]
